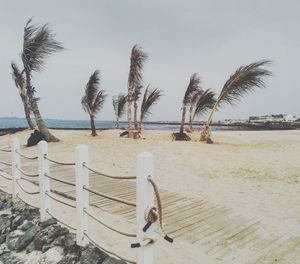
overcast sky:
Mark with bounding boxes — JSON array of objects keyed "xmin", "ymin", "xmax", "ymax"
[{"xmin": 0, "ymin": 0, "xmax": 299, "ymax": 121}]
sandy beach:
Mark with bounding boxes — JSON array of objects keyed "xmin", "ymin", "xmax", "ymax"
[{"xmin": 1, "ymin": 129, "xmax": 300, "ymax": 263}]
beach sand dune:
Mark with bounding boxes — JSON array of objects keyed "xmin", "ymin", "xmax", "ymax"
[{"xmin": 1, "ymin": 129, "xmax": 300, "ymax": 263}]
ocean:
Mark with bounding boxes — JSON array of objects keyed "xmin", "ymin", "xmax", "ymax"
[{"xmin": 0, "ymin": 117, "xmax": 184, "ymax": 131}]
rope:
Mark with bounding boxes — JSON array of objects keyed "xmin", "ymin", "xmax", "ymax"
[
  {"xmin": 16, "ymin": 166, "xmax": 39, "ymax": 177},
  {"xmin": 44, "ymin": 155, "xmax": 75, "ymax": 166},
  {"xmin": 0, "ymin": 160, "xmax": 12, "ymax": 166},
  {"xmin": 0, "ymin": 172, "xmax": 12, "ymax": 181},
  {"xmin": 0, "ymin": 148, "xmax": 11, "ymax": 153},
  {"xmin": 20, "ymin": 176, "xmax": 36, "ymax": 184},
  {"xmin": 44, "ymin": 174, "xmax": 75, "ymax": 187},
  {"xmin": 83, "ymin": 164, "xmax": 136, "ymax": 180},
  {"xmin": 16, "ymin": 193, "xmax": 39, "ymax": 209},
  {"xmin": 45, "ymin": 209, "xmax": 76, "ymax": 231},
  {"xmin": 0, "ymin": 187, "xmax": 11, "ymax": 195},
  {"xmin": 83, "ymin": 231, "xmax": 136, "ymax": 264},
  {"xmin": 83, "ymin": 186, "xmax": 136, "ymax": 207},
  {"xmin": 16, "ymin": 179, "xmax": 39, "ymax": 195},
  {"xmin": 83, "ymin": 208, "xmax": 136, "ymax": 237},
  {"xmin": 45, "ymin": 192, "xmax": 76, "ymax": 209},
  {"xmin": 16, "ymin": 150, "xmax": 38, "ymax": 160},
  {"xmin": 147, "ymin": 176, "xmax": 173, "ymax": 243}
]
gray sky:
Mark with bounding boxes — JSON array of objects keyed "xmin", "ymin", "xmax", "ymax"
[{"xmin": 0, "ymin": 0, "xmax": 299, "ymax": 121}]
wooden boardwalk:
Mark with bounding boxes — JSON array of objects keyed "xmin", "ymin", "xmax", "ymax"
[{"xmin": 1, "ymin": 153, "xmax": 300, "ymax": 263}]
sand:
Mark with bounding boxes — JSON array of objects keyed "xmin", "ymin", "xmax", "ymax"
[{"xmin": 0, "ymin": 128, "xmax": 300, "ymax": 263}]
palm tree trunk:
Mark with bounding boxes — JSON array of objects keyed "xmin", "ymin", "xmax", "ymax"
[
  {"xmin": 25, "ymin": 73, "xmax": 59, "ymax": 142},
  {"xmin": 23, "ymin": 103, "xmax": 35, "ymax": 130},
  {"xmin": 179, "ymin": 105, "xmax": 186, "ymax": 134},
  {"xmin": 138, "ymin": 113, "xmax": 143, "ymax": 133},
  {"xmin": 200, "ymin": 102, "xmax": 218, "ymax": 141},
  {"xmin": 90, "ymin": 115, "xmax": 97, "ymax": 136},
  {"xmin": 115, "ymin": 116, "xmax": 120, "ymax": 129},
  {"xmin": 127, "ymin": 87, "xmax": 134, "ymax": 138},
  {"xmin": 188, "ymin": 107, "xmax": 193, "ymax": 132},
  {"xmin": 134, "ymin": 101, "xmax": 138, "ymax": 130}
]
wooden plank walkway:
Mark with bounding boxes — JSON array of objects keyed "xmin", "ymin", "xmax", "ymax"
[{"xmin": 1, "ymin": 152, "xmax": 300, "ymax": 263}]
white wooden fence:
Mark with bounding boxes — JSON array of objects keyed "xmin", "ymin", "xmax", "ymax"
[{"xmin": 0, "ymin": 138, "xmax": 161, "ymax": 264}]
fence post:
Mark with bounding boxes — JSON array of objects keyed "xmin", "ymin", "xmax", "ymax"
[
  {"xmin": 136, "ymin": 151, "xmax": 155, "ymax": 264},
  {"xmin": 38, "ymin": 141, "xmax": 51, "ymax": 221},
  {"xmin": 11, "ymin": 138, "xmax": 21, "ymax": 203},
  {"xmin": 75, "ymin": 144, "xmax": 89, "ymax": 247}
]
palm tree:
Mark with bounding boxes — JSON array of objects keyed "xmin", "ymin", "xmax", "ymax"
[
  {"xmin": 21, "ymin": 18, "xmax": 64, "ymax": 142},
  {"xmin": 82, "ymin": 70, "xmax": 106, "ymax": 136},
  {"xmin": 200, "ymin": 60, "xmax": 272, "ymax": 142},
  {"xmin": 187, "ymin": 90, "xmax": 203, "ymax": 132},
  {"xmin": 188, "ymin": 89, "xmax": 216, "ymax": 132},
  {"xmin": 112, "ymin": 93, "xmax": 127, "ymax": 129},
  {"xmin": 139, "ymin": 86, "xmax": 163, "ymax": 132},
  {"xmin": 179, "ymin": 73, "xmax": 202, "ymax": 134},
  {"xmin": 133, "ymin": 84, "xmax": 143, "ymax": 130},
  {"xmin": 127, "ymin": 44, "xmax": 148, "ymax": 138},
  {"xmin": 11, "ymin": 62, "xmax": 35, "ymax": 130}
]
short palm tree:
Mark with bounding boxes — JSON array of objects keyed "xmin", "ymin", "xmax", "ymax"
[
  {"xmin": 188, "ymin": 89, "xmax": 216, "ymax": 132},
  {"xmin": 82, "ymin": 70, "xmax": 106, "ymax": 136},
  {"xmin": 200, "ymin": 60, "xmax": 272, "ymax": 142},
  {"xmin": 179, "ymin": 73, "xmax": 202, "ymax": 134},
  {"xmin": 187, "ymin": 90, "xmax": 204, "ymax": 132},
  {"xmin": 11, "ymin": 62, "xmax": 35, "ymax": 130},
  {"xmin": 21, "ymin": 18, "xmax": 64, "ymax": 142},
  {"xmin": 127, "ymin": 44, "xmax": 148, "ymax": 138},
  {"xmin": 112, "ymin": 93, "xmax": 127, "ymax": 129},
  {"xmin": 139, "ymin": 85, "xmax": 163, "ymax": 132}
]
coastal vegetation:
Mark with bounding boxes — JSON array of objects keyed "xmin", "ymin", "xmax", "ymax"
[
  {"xmin": 10, "ymin": 62, "xmax": 35, "ymax": 130},
  {"xmin": 200, "ymin": 60, "xmax": 272, "ymax": 143},
  {"xmin": 21, "ymin": 18, "xmax": 64, "ymax": 142},
  {"xmin": 126, "ymin": 44, "xmax": 148, "ymax": 138},
  {"xmin": 112, "ymin": 93, "xmax": 127, "ymax": 129},
  {"xmin": 81, "ymin": 70, "xmax": 106, "ymax": 136}
]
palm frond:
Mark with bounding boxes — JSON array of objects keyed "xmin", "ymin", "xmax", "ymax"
[
  {"xmin": 11, "ymin": 62, "xmax": 25, "ymax": 90},
  {"xmin": 182, "ymin": 73, "xmax": 202, "ymax": 106},
  {"xmin": 113, "ymin": 93, "xmax": 127, "ymax": 118},
  {"xmin": 217, "ymin": 60, "xmax": 272, "ymax": 108},
  {"xmin": 82, "ymin": 70, "xmax": 106, "ymax": 116},
  {"xmin": 128, "ymin": 44, "xmax": 148, "ymax": 91},
  {"xmin": 22, "ymin": 18, "xmax": 64, "ymax": 74},
  {"xmin": 133, "ymin": 84, "xmax": 144, "ymax": 102},
  {"xmin": 141, "ymin": 85, "xmax": 163, "ymax": 121},
  {"xmin": 193, "ymin": 89, "xmax": 216, "ymax": 119}
]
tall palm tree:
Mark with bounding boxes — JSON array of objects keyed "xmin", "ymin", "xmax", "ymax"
[
  {"xmin": 188, "ymin": 89, "xmax": 216, "ymax": 132},
  {"xmin": 133, "ymin": 84, "xmax": 143, "ymax": 130},
  {"xmin": 112, "ymin": 93, "xmax": 127, "ymax": 129},
  {"xmin": 200, "ymin": 60, "xmax": 272, "ymax": 142},
  {"xmin": 139, "ymin": 85, "xmax": 163, "ymax": 132},
  {"xmin": 21, "ymin": 18, "xmax": 64, "ymax": 142},
  {"xmin": 127, "ymin": 44, "xmax": 148, "ymax": 138},
  {"xmin": 179, "ymin": 73, "xmax": 202, "ymax": 134},
  {"xmin": 11, "ymin": 62, "xmax": 35, "ymax": 130},
  {"xmin": 82, "ymin": 70, "xmax": 106, "ymax": 136}
]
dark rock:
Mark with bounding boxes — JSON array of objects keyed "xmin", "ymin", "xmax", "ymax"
[
  {"xmin": 79, "ymin": 245, "xmax": 108, "ymax": 264},
  {"xmin": 40, "ymin": 217, "xmax": 57, "ymax": 228},
  {"xmin": 47, "ymin": 224, "xmax": 69, "ymax": 239},
  {"xmin": 42, "ymin": 244, "xmax": 52, "ymax": 253},
  {"xmin": 172, "ymin": 132, "xmax": 191, "ymax": 141},
  {"xmin": 0, "ymin": 216, "xmax": 11, "ymax": 235},
  {"xmin": 6, "ymin": 230, "xmax": 24, "ymax": 250},
  {"xmin": 11, "ymin": 214, "xmax": 27, "ymax": 230},
  {"xmin": 18, "ymin": 220, "xmax": 34, "ymax": 231},
  {"xmin": 119, "ymin": 131, "xmax": 128, "ymax": 137},
  {"xmin": 206, "ymin": 137, "xmax": 214, "ymax": 144},
  {"xmin": 38, "ymin": 246, "xmax": 64, "ymax": 263},
  {"xmin": 53, "ymin": 233, "xmax": 75, "ymax": 247},
  {"xmin": 25, "ymin": 241, "xmax": 35, "ymax": 254},
  {"xmin": 0, "ymin": 235, "xmax": 6, "ymax": 244},
  {"xmin": 15, "ymin": 225, "xmax": 39, "ymax": 251},
  {"xmin": 103, "ymin": 258, "xmax": 127, "ymax": 264},
  {"xmin": 27, "ymin": 130, "xmax": 45, "ymax": 147},
  {"xmin": 57, "ymin": 254, "xmax": 79, "ymax": 264}
]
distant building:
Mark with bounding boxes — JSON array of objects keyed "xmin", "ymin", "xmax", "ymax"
[{"xmin": 249, "ymin": 114, "xmax": 299, "ymax": 123}]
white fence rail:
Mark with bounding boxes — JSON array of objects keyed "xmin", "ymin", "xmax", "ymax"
[{"xmin": 0, "ymin": 139, "xmax": 173, "ymax": 264}]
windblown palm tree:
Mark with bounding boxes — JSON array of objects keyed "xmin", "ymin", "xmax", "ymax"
[
  {"xmin": 82, "ymin": 70, "xmax": 106, "ymax": 136},
  {"xmin": 187, "ymin": 90, "xmax": 204, "ymax": 132},
  {"xmin": 200, "ymin": 60, "xmax": 272, "ymax": 142},
  {"xmin": 11, "ymin": 62, "xmax": 35, "ymax": 130},
  {"xmin": 139, "ymin": 86, "xmax": 163, "ymax": 132},
  {"xmin": 21, "ymin": 18, "xmax": 64, "ymax": 142},
  {"xmin": 133, "ymin": 84, "xmax": 143, "ymax": 130},
  {"xmin": 112, "ymin": 93, "xmax": 127, "ymax": 129},
  {"xmin": 179, "ymin": 73, "xmax": 202, "ymax": 134},
  {"xmin": 127, "ymin": 44, "xmax": 148, "ymax": 138},
  {"xmin": 188, "ymin": 89, "xmax": 216, "ymax": 132}
]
